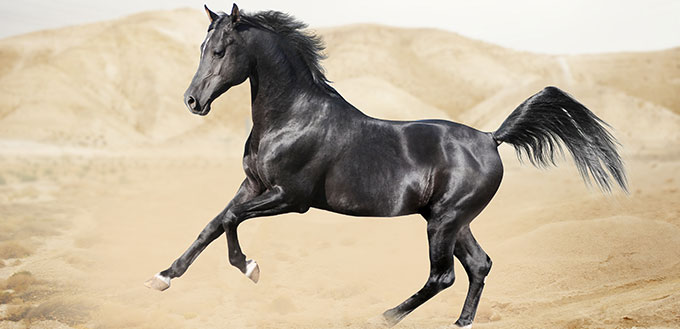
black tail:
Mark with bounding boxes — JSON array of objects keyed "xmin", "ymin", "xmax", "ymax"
[{"xmin": 493, "ymin": 86, "xmax": 628, "ymax": 193}]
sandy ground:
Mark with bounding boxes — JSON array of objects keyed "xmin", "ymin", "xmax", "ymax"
[
  {"xmin": 1, "ymin": 145, "xmax": 678, "ymax": 329},
  {"xmin": 1, "ymin": 8, "xmax": 680, "ymax": 329}
]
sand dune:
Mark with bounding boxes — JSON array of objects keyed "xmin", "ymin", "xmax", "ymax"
[{"xmin": 1, "ymin": 8, "xmax": 679, "ymax": 329}]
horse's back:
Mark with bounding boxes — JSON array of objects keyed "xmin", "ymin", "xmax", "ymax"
[{"xmin": 397, "ymin": 119, "xmax": 501, "ymax": 173}]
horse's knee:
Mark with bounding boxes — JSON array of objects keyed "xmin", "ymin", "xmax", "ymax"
[
  {"xmin": 222, "ymin": 209, "xmax": 237, "ymax": 227},
  {"xmin": 441, "ymin": 271, "xmax": 456, "ymax": 289},
  {"xmin": 431, "ymin": 269, "xmax": 455, "ymax": 290}
]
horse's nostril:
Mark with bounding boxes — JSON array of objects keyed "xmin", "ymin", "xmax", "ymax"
[{"xmin": 185, "ymin": 95, "xmax": 197, "ymax": 110}]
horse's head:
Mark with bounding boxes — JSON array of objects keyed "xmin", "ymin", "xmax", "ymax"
[{"xmin": 184, "ymin": 4, "xmax": 250, "ymax": 116}]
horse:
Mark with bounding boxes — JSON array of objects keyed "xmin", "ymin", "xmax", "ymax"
[{"xmin": 144, "ymin": 4, "xmax": 628, "ymax": 328}]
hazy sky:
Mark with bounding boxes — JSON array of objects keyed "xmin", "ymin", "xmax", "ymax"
[{"xmin": 1, "ymin": 0, "xmax": 679, "ymax": 54}]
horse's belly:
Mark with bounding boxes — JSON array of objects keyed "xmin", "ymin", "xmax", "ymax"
[
  {"xmin": 320, "ymin": 192, "xmax": 404, "ymax": 217},
  {"xmin": 317, "ymin": 169, "xmax": 430, "ymax": 217}
]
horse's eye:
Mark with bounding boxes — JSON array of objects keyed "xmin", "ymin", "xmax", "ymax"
[{"xmin": 213, "ymin": 49, "xmax": 225, "ymax": 58}]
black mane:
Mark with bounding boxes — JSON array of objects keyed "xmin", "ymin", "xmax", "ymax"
[{"xmin": 236, "ymin": 11, "xmax": 337, "ymax": 95}]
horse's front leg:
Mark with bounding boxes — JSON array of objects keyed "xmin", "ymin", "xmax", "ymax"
[
  {"xmin": 222, "ymin": 185, "xmax": 298, "ymax": 283},
  {"xmin": 144, "ymin": 180, "xmax": 255, "ymax": 291}
]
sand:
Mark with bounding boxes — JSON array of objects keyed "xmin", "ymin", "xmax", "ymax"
[{"xmin": 1, "ymin": 8, "xmax": 679, "ymax": 329}]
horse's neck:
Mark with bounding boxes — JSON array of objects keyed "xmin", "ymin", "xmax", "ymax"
[
  {"xmin": 249, "ymin": 81, "xmax": 329, "ymax": 135},
  {"xmin": 247, "ymin": 40, "xmax": 327, "ymax": 135}
]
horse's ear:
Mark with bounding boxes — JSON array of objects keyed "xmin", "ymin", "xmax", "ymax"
[
  {"xmin": 204, "ymin": 4, "xmax": 219, "ymax": 23},
  {"xmin": 230, "ymin": 3, "xmax": 241, "ymax": 24}
]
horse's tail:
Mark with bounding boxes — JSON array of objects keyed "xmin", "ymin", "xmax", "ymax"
[{"xmin": 492, "ymin": 86, "xmax": 628, "ymax": 193}]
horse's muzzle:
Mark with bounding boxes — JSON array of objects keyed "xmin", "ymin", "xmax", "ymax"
[{"xmin": 184, "ymin": 95, "xmax": 209, "ymax": 116}]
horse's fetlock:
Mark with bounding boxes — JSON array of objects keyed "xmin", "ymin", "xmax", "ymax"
[{"xmin": 228, "ymin": 251, "xmax": 246, "ymax": 268}]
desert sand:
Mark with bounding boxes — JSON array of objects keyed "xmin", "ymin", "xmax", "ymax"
[{"xmin": 1, "ymin": 8, "xmax": 679, "ymax": 329}]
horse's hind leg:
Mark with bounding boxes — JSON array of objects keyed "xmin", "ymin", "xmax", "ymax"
[
  {"xmin": 382, "ymin": 156, "xmax": 501, "ymax": 326},
  {"xmin": 453, "ymin": 226, "xmax": 492, "ymax": 328},
  {"xmin": 382, "ymin": 213, "xmax": 462, "ymax": 326}
]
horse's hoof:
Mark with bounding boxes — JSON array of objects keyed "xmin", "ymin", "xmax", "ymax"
[
  {"xmin": 245, "ymin": 259, "xmax": 259, "ymax": 283},
  {"xmin": 381, "ymin": 309, "xmax": 401, "ymax": 327},
  {"xmin": 144, "ymin": 273, "xmax": 171, "ymax": 291},
  {"xmin": 452, "ymin": 322, "xmax": 472, "ymax": 329}
]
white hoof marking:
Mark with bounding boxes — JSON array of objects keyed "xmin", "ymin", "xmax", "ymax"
[
  {"xmin": 245, "ymin": 259, "xmax": 260, "ymax": 283},
  {"xmin": 144, "ymin": 273, "xmax": 171, "ymax": 291}
]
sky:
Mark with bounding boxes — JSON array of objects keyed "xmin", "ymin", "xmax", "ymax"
[{"xmin": 1, "ymin": 0, "xmax": 679, "ymax": 54}]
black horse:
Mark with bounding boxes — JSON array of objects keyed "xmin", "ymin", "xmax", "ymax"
[{"xmin": 145, "ymin": 4, "xmax": 627, "ymax": 328}]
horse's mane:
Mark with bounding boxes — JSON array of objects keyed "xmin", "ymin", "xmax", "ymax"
[{"xmin": 220, "ymin": 10, "xmax": 337, "ymax": 95}]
